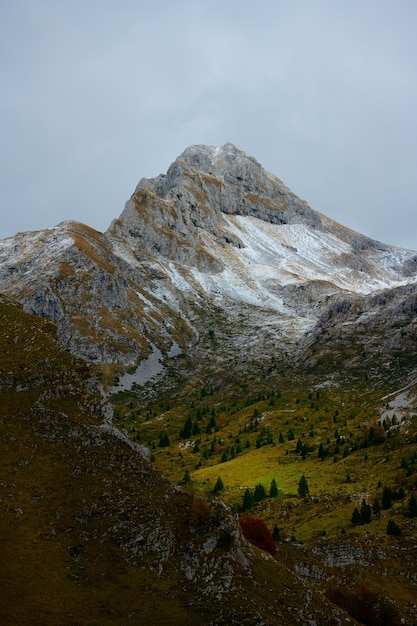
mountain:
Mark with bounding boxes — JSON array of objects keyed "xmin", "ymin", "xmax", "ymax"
[
  {"xmin": 1, "ymin": 143, "xmax": 416, "ymax": 393},
  {"xmin": 2, "ymin": 144, "xmax": 417, "ymax": 624}
]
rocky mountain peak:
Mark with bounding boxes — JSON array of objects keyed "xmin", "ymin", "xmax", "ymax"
[
  {"xmin": 1, "ymin": 143, "xmax": 417, "ymax": 371},
  {"xmin": 138, "ymin": 143, "xmax": 266, "ymax": 200}
]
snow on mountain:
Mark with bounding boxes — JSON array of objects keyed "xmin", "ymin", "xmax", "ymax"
[{"xmin": 0, "ymin": 143, "xmax": 416, "ymax": 374}]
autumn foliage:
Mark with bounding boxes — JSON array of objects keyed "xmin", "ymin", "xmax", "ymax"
[{"xmin": 239, "ymin": 514, "xmax": 276, "ymax": 556}]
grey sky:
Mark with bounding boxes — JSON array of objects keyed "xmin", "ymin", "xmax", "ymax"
[{"xmin": 1, "ymin": 0, "xmax": 417, "ymax": 250}]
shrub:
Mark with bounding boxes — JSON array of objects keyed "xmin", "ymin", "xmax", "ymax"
[
  {"xmin": 190, "ymin": 497, "xmax": 211, "ymax": 527},
  {"xmin": 239, "ymin": 514, "xmax": 276, "ymax": 556}
]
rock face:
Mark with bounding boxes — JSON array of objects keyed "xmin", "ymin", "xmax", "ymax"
[{"xmin": 0, "ymin": 143, "xmax": 416, "ymax": 386}]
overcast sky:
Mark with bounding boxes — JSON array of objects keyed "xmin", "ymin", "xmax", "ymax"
[{"xmin": 1, "ymin": 1, "xmax": 417, "ymax": 250}]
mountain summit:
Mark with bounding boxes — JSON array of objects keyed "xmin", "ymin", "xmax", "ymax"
[{"xmin": 0, "ymin": 144, "xmax": 416, "ymax": 387}]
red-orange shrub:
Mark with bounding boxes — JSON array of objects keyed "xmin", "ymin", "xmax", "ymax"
[{"xmin": 239, "ymin": 514, "xmax": 276, "ymax": 556}]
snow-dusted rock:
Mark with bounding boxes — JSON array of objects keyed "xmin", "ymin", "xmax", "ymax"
[{"xmin": 0, "ymin": 143, "xmax": 416, "ymax": 377}]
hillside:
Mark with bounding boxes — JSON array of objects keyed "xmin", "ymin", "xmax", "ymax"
[{"xmin": 1, "ymin": 295, "xmax": 361, "ymax": 625}]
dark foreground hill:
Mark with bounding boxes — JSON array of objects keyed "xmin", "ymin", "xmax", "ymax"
[{"xmin": 1, "ymin": 295, "xmax": 360, "ymax": 625}]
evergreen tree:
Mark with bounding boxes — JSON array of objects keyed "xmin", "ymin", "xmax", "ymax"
[
  {"xmin": 254, "ymin": 483, "xmax": 267, "ymax": 502},
  {"xmin": 372, "ymin": 498, "xmax": 381, "ymax": 518},
  {"xmin": 272, "ymin": 525, "xmax": 281, "ymax": 541},
  {"xmin": 180, "ymin": 416, "xmax": 193, "ymax": 439},
  {"xmin": 243, "ymin": 488, "xmax": 255, "ymax": 510},
  {"xmin": 158, "ymin": 432, "xmax": 170, "ymax": 447},
  {"xmin": 382, "ymin": 486, "xmax": 393, "ymax": 509},
  {"xmin": 408, "ymin": 494, "xmax": 417, "ymax": 518},
  {"xmin": 269, "ymin": 478, "xmax": 278, "ymax": 498},
  {"xmin": 318, "ymin": 442, "xmax": 327, "ymax": 460},
  {"xmin": 182, "ymin": 469, "xmax": 191, "ymax": 483},
  {"xmin": 386, "ymin": 519, "xmax": 402, "ymax": 536},
  {"xmin": 213, "ymin": 476, "xmax": 224, "ymax": 493},
  {"xmin": 298, "ymin": 474, "xmax": 309, "ymax": 498},
  {"xmin": 360, "ymin": 499, "xmax": 372, "ymax": 524},
  {"xmin": 351, "ymin": 507, "xmax": 361, "ymax": 525}
]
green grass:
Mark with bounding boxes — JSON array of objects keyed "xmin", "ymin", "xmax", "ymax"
[{"xmin": 115, "ymin": 380, "xmax": 417, "ymax": 543}]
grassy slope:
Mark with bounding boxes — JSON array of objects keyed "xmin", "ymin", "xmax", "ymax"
[
  {"xmin": 114, "ymin": 363, "xmax": 417, "ymax": 623},
  {"xmin": 116, "ymin": 382, "xmax": 417, "ymax": 538}
]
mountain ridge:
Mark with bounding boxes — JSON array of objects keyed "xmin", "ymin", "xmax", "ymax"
[{"xmin": 0, "ymin": 143, "xmax": 416, "ymax": 388}]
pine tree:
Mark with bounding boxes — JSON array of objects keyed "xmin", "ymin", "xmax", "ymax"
[
  {"xmin": 382, "ymin": 486, "xmax": 393, "ymax": 509},
  {"xmin": 182, "ymin": 469, "xmax": 191, "ymax": 483},
  {"xmin": 408, "ymin": 494, "xmax": 417, "ymax": 518},
  {"xmin": 180, "ymin": 416, "xmax": 193, "ymax": 439},
  {"xmin": 243, "ymin": 488, "xmax": 255, "ymax": 510},
  {"xmin": 254, "ymin": 483, "xmax": 267, "ymax": 502},
  {"xmin": 298, "ymin": 474, "xmax": 309, "ymax": 498},
  {"xmin": 360, "ymin": 499, "xmax": 372, "ymax": 524},
  {"xmin": 386, "ymin": 519, "xmax": 402, "ymax": 536},
  {"xmin": 213, "ymin": 476, "xmax": 224, "ymax": 493},
  {"xmin": 158, "ymin": 432, "xmax": 170, "ymax": 447},
  {"xmin": 269, "ymin": 478, "xmax": 278, "ymax": 498},
  {"xmin": 272, "ymin": 525, "xmax": 281, "ymax": 541},
  {"xmin": 351, "ymin": 507, "xmax": 361, "ymax": 525},
  {"xmin": 318, "ymin": 442, "xmax": 327, "ymax": 460}
]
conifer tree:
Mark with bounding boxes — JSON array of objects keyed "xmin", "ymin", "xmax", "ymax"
[
  {"xmin": 372, "ymin": 498, "xmax": 381, "ymax": 518},
  {"xmin": 243, "ymin": 488, "xmax": 255, "ymax": 510},
  {"xmin": 254, "ymin": 483, "xmax": 267, "ymax": 502},
  {"xmin": 182, "ymin": 469, "xmax": 191, "ymax": 483},
  {"xmin": 386, "ymin": 519, "xmax": 402, "ymax": 536},
  {"xmin": 158, "ymin": 432, "xmax": 170, "ymax": 447},
  {"xmin": 180, "ymin": 416, "xmax": 192, "ymax": 439},
  {"xmin": 213, "ymin": 476, "xmax": 224, "ymax": 493},
  {"xmin": 272, "ymin": 525, "xmax": 281, "ymax": 541},
  {"xmin": 351, "ymin": 507, "xmax": 361, "ymax": 525},
  {"xmin": 382, "ymin": 486, "xmax": 393, "ymax": 509},
  {"xmin": 298, "ymin": 474, "xmax": 309, "ymax": 498},
  {"xmin": 360, "ymin": 499, "xmax": 372, "ymax": 524},
  {"xmin": 408, "ymin": 494, "xmax": 417, "ymax": 518},
  {"xmin": 269, "ymin": 478, "xmax": 278, "ymax": 498}
]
